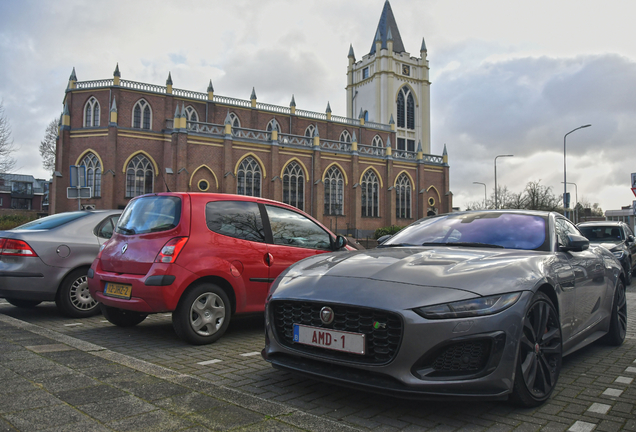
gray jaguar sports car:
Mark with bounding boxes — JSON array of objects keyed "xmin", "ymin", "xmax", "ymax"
[{"xmin": 262, "ymin": 210, "xmax": 627, "ymax": 407}]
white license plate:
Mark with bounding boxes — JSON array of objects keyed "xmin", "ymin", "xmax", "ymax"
[{"xmin": 293, "ymin": 324, "xmax": 365, "ymax": 355}]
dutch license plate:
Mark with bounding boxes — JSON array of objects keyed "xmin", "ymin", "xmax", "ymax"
[
  {"xmin": 104, "ymin": 283, "xmax": 132, "ymax": 299},
  {"xmin": 293, "ymin": 323, "xmax": 365, "ymax": 355}
]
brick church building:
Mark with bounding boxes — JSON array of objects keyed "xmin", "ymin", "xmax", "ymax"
[{"xmin": 51, "ymin": 1, "xmax": 451, "ymax": 237}]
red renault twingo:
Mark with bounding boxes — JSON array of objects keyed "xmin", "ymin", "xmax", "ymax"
[{"xmin": 88, "ymin": 193, "xmax": 351, "ymax": 345}]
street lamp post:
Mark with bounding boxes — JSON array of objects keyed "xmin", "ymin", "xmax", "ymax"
[
  {"xmin": 473, "ymin": 182, "xmax": 487, "ymax": 209},
  {"xmin": 561, "ymin": 181, "xmax": 578, "ymax": 223},
  {"xmin": 494, "ymin": 155, "xmax": 514, "ymax": 209},
  {"xmin": 564, "ymin": 125, "xmax": 591, "ymax": 219}
]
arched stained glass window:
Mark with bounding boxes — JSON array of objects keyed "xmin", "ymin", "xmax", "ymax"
[
  {"xmin": 133, "ymin": 99, "xmax": 152, "ymax": 130},
  {"xmin": 395, "ymin": 173, "xmax": 411, "ymax": 219},
  {"xmin": 324, "ymin": 166, "xmax": 344, "ymax": 216},
  {"xmin": 82, "ymin": 152, "xmax": 102, "ymax": 198},
  {"xmin": 237, "ymin": 156, "xmax": 261, "ymax": 197},
  {"xmin": 84, "ymin": 97, "xmax": 100, "ymax": 127},
  {"xmin": 361, "ymin": 170, "xmax": 379, "ymax": 217},
  {"xmin": 372, "ymin": 135, "xmax": 383, "ymax": 148},
  {"xmin": 229, "ymin": 112, "xmax": 240, "ymax": 127},
  {"xmin": 283, "ymin": 161, "xmax": 304, "ymax": 210},
  {"xmin": 267, "ymin": 119, "xmax": 280, "ymax": 132},
  {"xmin": 396, "ymin": 86, "xmax": 414, "ymax": 130},
  {"xmin": 125, "ymin": 154, "xmax": 154, "ymax": 198},
  {"xmin": 339, "ymin": 130, "xmax": 351, "ymax": 143}
]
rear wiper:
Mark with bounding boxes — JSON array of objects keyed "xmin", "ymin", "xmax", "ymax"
[
  {"xmin": 149, "ymin": 224, "xmax": 176, "ymax": 232},
  {"xmin": 118, "ymin": 227, "xmax": 136, "ymax": 235},
  {"xmin": 421, "ymin": 242, "xmax": 504, "ymax": 248},
  {"xmin": 377, "ymin": 243, "xmax": 417, "ymax": 248}
]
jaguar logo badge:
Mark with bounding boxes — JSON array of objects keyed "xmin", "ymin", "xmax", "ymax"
[
  {"xmin": 121, "ymin": 244, "xmax": 128, "ymax": 254},
  {"xmin": 320, "ymin": 306, "xmax": 334, "ymax": 325}
]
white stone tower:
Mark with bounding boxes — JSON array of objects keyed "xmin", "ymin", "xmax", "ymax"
[{"xmin": 346, "ymin": 0, "xmax": 431, "ymax": 154}]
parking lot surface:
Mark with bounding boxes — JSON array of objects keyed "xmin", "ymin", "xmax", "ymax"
[{"xmin": 0, "ymin": 288, "xmax": 635, "ymax": 431}]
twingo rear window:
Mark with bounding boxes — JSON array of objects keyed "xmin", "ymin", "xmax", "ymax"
[
  {"xmin": 116, "ymin": 196, "xmax": 181, "ymax": 235},
  {"xmin": 13, "ymin": 211, "xmax": 89, "ymax": 230},
  {"xmin": 205, "ymin": 200, "xmax": 265, "ymax": 243}
]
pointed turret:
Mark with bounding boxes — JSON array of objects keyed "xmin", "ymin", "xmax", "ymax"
[
  {"xmin": 326, "ymin": 102, "xmax": 332, "ymax": 121},
  {"xmin": 290, "ymin": 95, "xmax": 296, "ymax": 115},
  {"xmin": 250, "ymin": 87, "xmax": 257, "ymax": 108},
  {"xmin": 443, "ymin": 143, "xmax": 448, "ymax": 164},
  {"xmin": 224, "ymin": 110, "xmax": 233, "ymax": 136},
  {"xmin": 166, "ymin": 72, "xmax": 173, "ymax": 94},
  {"xmin": 313, "ymin": 124, "xmax": 320, "ymax": 147},
  {"xmin": 369, "ymin": 1, "xmax": 406, "ymax": 55},
  {"xmin": 389, "ymin": 114, "xmax": 395, "ymax": 131},
  {"xmin": 385, "ymin": 137, "xmax": 392, "ymax": 157},
  {"xmin": 113, "ymin": 63, "xmax": 121, "ymax": 86},
  {"xmin": 420, "ymin": 37, "xmax": 427, "ymax": 53},
  {"xmin": 416, "ymin": 140, "xmax": 423, "ymax": 160},
  {"xmin": 61, "ymin": 102, "xmax": 71, "ymax": 129},
  {"xmin": 110, "ymin": 97, "xmax": 118, "ymax": 125},
  {"xmin": 351, "ymin": 131, "xmax": 358, "ymax": 152},
  {"xmin": 174, "ymin": 102, "xmax": 181, "ymax": 119},
  {"xmin": 180, "ymin": 104, "xmax": 187, "ymax": 129},
  {"xmin": 207, "ymin": 79, "xmax": 214, "ymax": 100},
  {"xmin": 67, "ymin": 67, "xmax": 77, "ymax": 90}
]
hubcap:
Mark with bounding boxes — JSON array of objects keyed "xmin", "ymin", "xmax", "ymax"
[
  {"xmin": 189, "ymin": 292, "xmax": 226, "ymax": 337},
  {"xmin": 519, "ymin": 299, "xmax": 562, "ymax": 398},
  {"xmin": 69, "ymin": 276, "xmax": 98, "ymax": 311}
]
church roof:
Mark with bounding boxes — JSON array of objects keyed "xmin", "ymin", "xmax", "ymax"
[{"xmin": 369, "ymin": 1, "xmax": 405, "ymax": 56}]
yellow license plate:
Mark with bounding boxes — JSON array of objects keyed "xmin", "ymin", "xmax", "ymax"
[{"xmin": 104, "ymin": 283, "xmax": 132, "ymax": 299}]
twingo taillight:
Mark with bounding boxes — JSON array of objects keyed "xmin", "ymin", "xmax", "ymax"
[
  {"xmin": 155, "ymin": 237, "xmax": 188, "ymax": 263},
  {"xmin": 96, "ymin": 240, "xmax": 110, "ymax": 260},
  {"xmin": 0, "ymin": 238, "xmax": 38, "ymax": 257}
]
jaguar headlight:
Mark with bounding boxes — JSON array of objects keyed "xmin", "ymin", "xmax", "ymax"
[
  {"xmin": 414, "ymin": 292, "xmax": 522, "ymax": 319},
  {"xmin": 612, "ymin": 250, "xmax": 626, "ymax": 260}
]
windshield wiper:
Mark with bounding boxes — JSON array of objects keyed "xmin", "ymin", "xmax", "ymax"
[
  {"xmin": 421, "ymin": 242, "xmax": 504, "ymax": 248},
  {"xmin": 149, "ymin": 224, "xmax": 176, "ymax": 232},
  {"xmin": 118, "ymin": 227, "xmax": 136, "ymax": 235}
]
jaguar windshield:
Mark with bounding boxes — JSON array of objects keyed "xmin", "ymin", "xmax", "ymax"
[{"xmin": 380, "ymin": 212, "xmax": 549, "ymax": 251}]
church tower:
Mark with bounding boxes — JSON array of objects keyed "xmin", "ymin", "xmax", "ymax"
[{"xmin": 346, "ymin": 0, "xmax": 431, "ymax": 154}]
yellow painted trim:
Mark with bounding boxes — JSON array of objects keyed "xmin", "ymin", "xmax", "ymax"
[
  {"xmin": 358, "ymin": 159, "xmax": 385, "ymax": 167},
  {"xmin": 189, "ymin": 165, "xmax": 219, "ymax": 190},
  {"xmin": 280, "ymin": 157, "xmax": 310, "ymax": 183},
  {"xmin": 197, "ymin": 179, "xmax": 210, "ymax": 191},
  {"xmin": 69, "ymin": 133, "xmax": 109, "ymax": 138},
  {"xmin": 234, "ymin": 152, "xmax": 267, "ymax": 179},
  {"xmin": 75, "ymin": 149, "xmax": 105, "ymax": 170},
  {"xmin": 188, "ymin": 140, "xmax": 223, "ymax": 147},
  {"xmin": 71, "ymin": 89, "xmax": 109, "ymax": 94},
  {"xmin": 428, "ymin": 197, "xmax": 436, "ymax": 207},
  {"xmin": 122, "ymin": 150, "xmax": 160, "ymax": 176},
  {"xmin": 322, "ymin": 162, "xmax": 349, "ymax": 186},
  {"xmin": 426, "ymin": 185, "xmax": 441, "ymax": 202},
  {"xmin": 187, "ymin": 137, "xmax": 223, "ymax": 145},
  {"xmin": 394, "ymin": 170, "xmax": 415, "ymax": 187},
  {"xmin": 359, "ymin": 166, "xmax": 384, "ymax": 188},
  {"xmin": 233, "ymin": 145, "xmax": 271, "ymax": 153},
  {"xmin": 393, "ymin": 163, "xmax": 417, "ymax": 169},
  {"xmin": 424, "ymin": 168, "xmax": 443, "ymax": 173},
  {"xmin": 118, "ymin": 131, "xmax": 164, "ymax": 138},
  {"xmin": 322, "ymin": 156, "xmax": 351, "ymax": 163},
  {"xmin": 279, "ymin": 150, "xmax": 312, "ymax": 156}
]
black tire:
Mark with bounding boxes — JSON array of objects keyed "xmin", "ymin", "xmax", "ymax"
[
  {"xmin": 510, "ymin": 291, "xmax": 562, "ymax": 407},
  {"xmin": 172, "ymin": 283, "xmax": 231, "ymax": 345},
  {"xmin": 55, "ymin": 269, "xmax": 100, "ymax": 318},
  {"xmin": 623, "ymin": 264, "xmax": 632, "ymax": 286},
  {"xmin": 5, "ymin": 299, "xmax": 42, "ymax": 308},
  {"xmin": 602, "ymin": 280, "xmax": 627, "ymax": 346},
  {"xmin": 100, "ymin": 304, "xmax": 148, "ymax": 327}
]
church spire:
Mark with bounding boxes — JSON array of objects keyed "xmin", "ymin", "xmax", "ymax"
[{"xmin": 369, "ymin": 0, "xmax": 405, "ymax": 55}]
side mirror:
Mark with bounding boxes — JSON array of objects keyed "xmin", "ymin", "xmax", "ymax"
[
  {"xmin": 333, "ymin": 235, "xmax": 348, "ymax": 250},
  {"xmin": 377, "ymin": 234, "xmax": 392, "ymax": 245},
  {"xmin": 627, "ymin": 235, "xmax": 635, "ymax": 243},
  {"xmin": 563, "ymin": 234, "xmax": 589, "ymax": 252}
]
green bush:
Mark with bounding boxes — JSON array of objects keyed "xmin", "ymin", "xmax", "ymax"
[
  {"xmin": 0, "ymin": 214, "xmax": 37, "ymax": 230},
  {"xmin": 373, "ymin": 225, "xmax": 405, "ymax": 239}
]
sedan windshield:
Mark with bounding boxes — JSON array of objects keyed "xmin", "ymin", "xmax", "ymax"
[
  {"xmin": 578, "ymin": 226, "xmax": 623, "ymax": 243},
  {"xmin": 381, "ymin": 212, "xmax": 549, "ymax": 251}
]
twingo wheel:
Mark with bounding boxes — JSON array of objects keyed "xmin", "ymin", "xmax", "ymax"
[
  {"xmin": 602, "ymin": 279, "xmax": 627, "ymax": 346},
  {"xmin": 510, "ymin": 291, "xmax": 562, "ymax": 407},
  {"xmin": 56, "ymin": 268, "xmax": 100, "ymax": 318},
  {"xmin": 100, "ymin": 304, "xmax": 148, "ymax": 327},
  {"xmin": 172, "ymin": 283, "xmax": 231, "ymax": 345},
  {"xmin": 5, "ymin": 299, "xmax": 41, "ymax": 308}
]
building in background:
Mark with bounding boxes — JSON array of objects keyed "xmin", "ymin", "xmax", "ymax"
[
  {"xmin": 51, "ymin": 1, "xmax": 450, "ymax": 237},
  {"xmin": 0, "ymin": 173, "xmax": 49, "ymax": 213}
]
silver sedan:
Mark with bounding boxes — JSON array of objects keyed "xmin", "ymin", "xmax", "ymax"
[
  {"xmin": 0, "ymin": 210, "xmax": 120, "ymax": 317},
  {"xmin": 263, "ymin": 210, "xmax": 627, "ymax": 407}
]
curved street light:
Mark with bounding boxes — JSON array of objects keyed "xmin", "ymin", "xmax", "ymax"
[
  {"xmin": 564, "ymin": 125, "xmax": 591, "ymax": 219},
  {"xmin": 473, "ymin": 182, "xmax": 487, "ymax": 209},
  {"xmin": 562, "ymin": 181, "xmax": 578, "ymax": 223},
  {"xmin": 494, "ymin": 155, "xmax": 514, "ymax": 209}
]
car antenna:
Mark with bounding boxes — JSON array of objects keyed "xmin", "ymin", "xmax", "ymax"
[{"xmin": 160, "ymin": 169, "xmax": 171, "ymax": 192}]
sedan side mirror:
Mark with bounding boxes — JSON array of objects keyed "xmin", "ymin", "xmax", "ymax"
[
  {"xmin": 627, "ymin": 235, "xmax": 635, "ymax": 243},
  {"xmin": 377, "ymin": 234, "xmax": 392, "ymax": 245},
  {"xmin": 333, "ymin": 235, "xmax": 348, "ymax": 250},
  {"xmin": 562, "ymin": 234, "xmax": 589, "ymax": 252}
]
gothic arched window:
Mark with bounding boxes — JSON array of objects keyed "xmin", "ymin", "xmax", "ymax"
[
  {"xmin": 283, "ymin": 161, "xmax": 304, "ymax": 210},
  {"xmin": 339, "ymin": 130, "xmax": 351, "ymax": 143},
  {"xmin": 267, "ymin": 119, "xmax": 280, "ymax": 132},
  {"xmin": 395, "ymin": 173, "xmax": 411, "ymax": 219},
  {"xmin": 132, "ymin": 99, "xmax": 152, "ymax": 130},
  {"xmin": 82, "ymin": 152, "xmax": 102, "ymax": 198},
  {"xmin": 84, "ymin": 97, "xmax": 100, "ymax": 127},
  {"xmin": 125, "ymin": 154, "xmax": 154, "ymax": 197},
  {"xmin": 237, "ymin": 156, "xmax": 261, "ymax": 197},
  {"xmin": 185, "ymin": 106, "xmax": 198, "ymax": 130},
  {"xmin": 324, "ymin": 166, "xmax": 344, "ymax": 216},
  {"xmin": 372, "ymin": 135, "xmax": 383, "ymax": 148},
  {"xmin": 361, "ymin": 170, "xmax": 379, "ymax": 217},
  {"xmin": 305, "ymin": 125, "xmax": 316, "ymax": 146},
  {"xmin": 396, "ymin": 86, "xmax": 415, "ymax": 130},
  {"xmin": 229, "ymin": 112, "xmax": 240, "ymax": 128}
]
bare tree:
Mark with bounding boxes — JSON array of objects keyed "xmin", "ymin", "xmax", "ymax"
[
  {"xmin": 523, "ymin": 180, "xmax": 561, "ymax": 211},
  {"xmin": 39, "ymin": 118, "xmax": 58, "ymax": 173},
  {"xmin": 0, "ymin": 100, "xmax": 17, "ymax": 173}
]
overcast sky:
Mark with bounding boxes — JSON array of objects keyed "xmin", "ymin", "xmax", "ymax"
[{"xmin": 1, "ymin": 0, "xmax": 635, "ymax": 212}]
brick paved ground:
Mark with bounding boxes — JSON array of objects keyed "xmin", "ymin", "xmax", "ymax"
[{"xmin": 0, "ymin": 287, "xmax": 634, "ymax": 431}]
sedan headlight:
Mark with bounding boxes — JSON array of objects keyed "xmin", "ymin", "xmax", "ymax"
[
  {"xmin": 612, "ymin": 250, "xmax": 626, "ymax": 260},
  {"xmin": 414, "ymin": 292, "xmax": 522, "ymax": 319}
]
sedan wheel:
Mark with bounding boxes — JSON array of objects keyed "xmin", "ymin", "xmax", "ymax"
[
  {"xmin": 602, "ymin": 280, "xmax": 627, "ymax": 346},
  {"xmin": 172, "ymin": 283, "xmax": 231, "ymax": 345},
  {"xmin": 510, "ymin": 291, "xmax": 562, "ymax": 407},
  {"xmin": 56, "ymin": 269, "xmax": 100, "ymax": 318}
]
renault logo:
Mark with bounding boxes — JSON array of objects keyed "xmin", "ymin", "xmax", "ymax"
[
  {"xmin": 320, "ymin": 306, "xmax": 334, "ymax": 325},
  {"xmin": 121, "ymin": 244, "xmax": 128, "ymax": 254}
]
